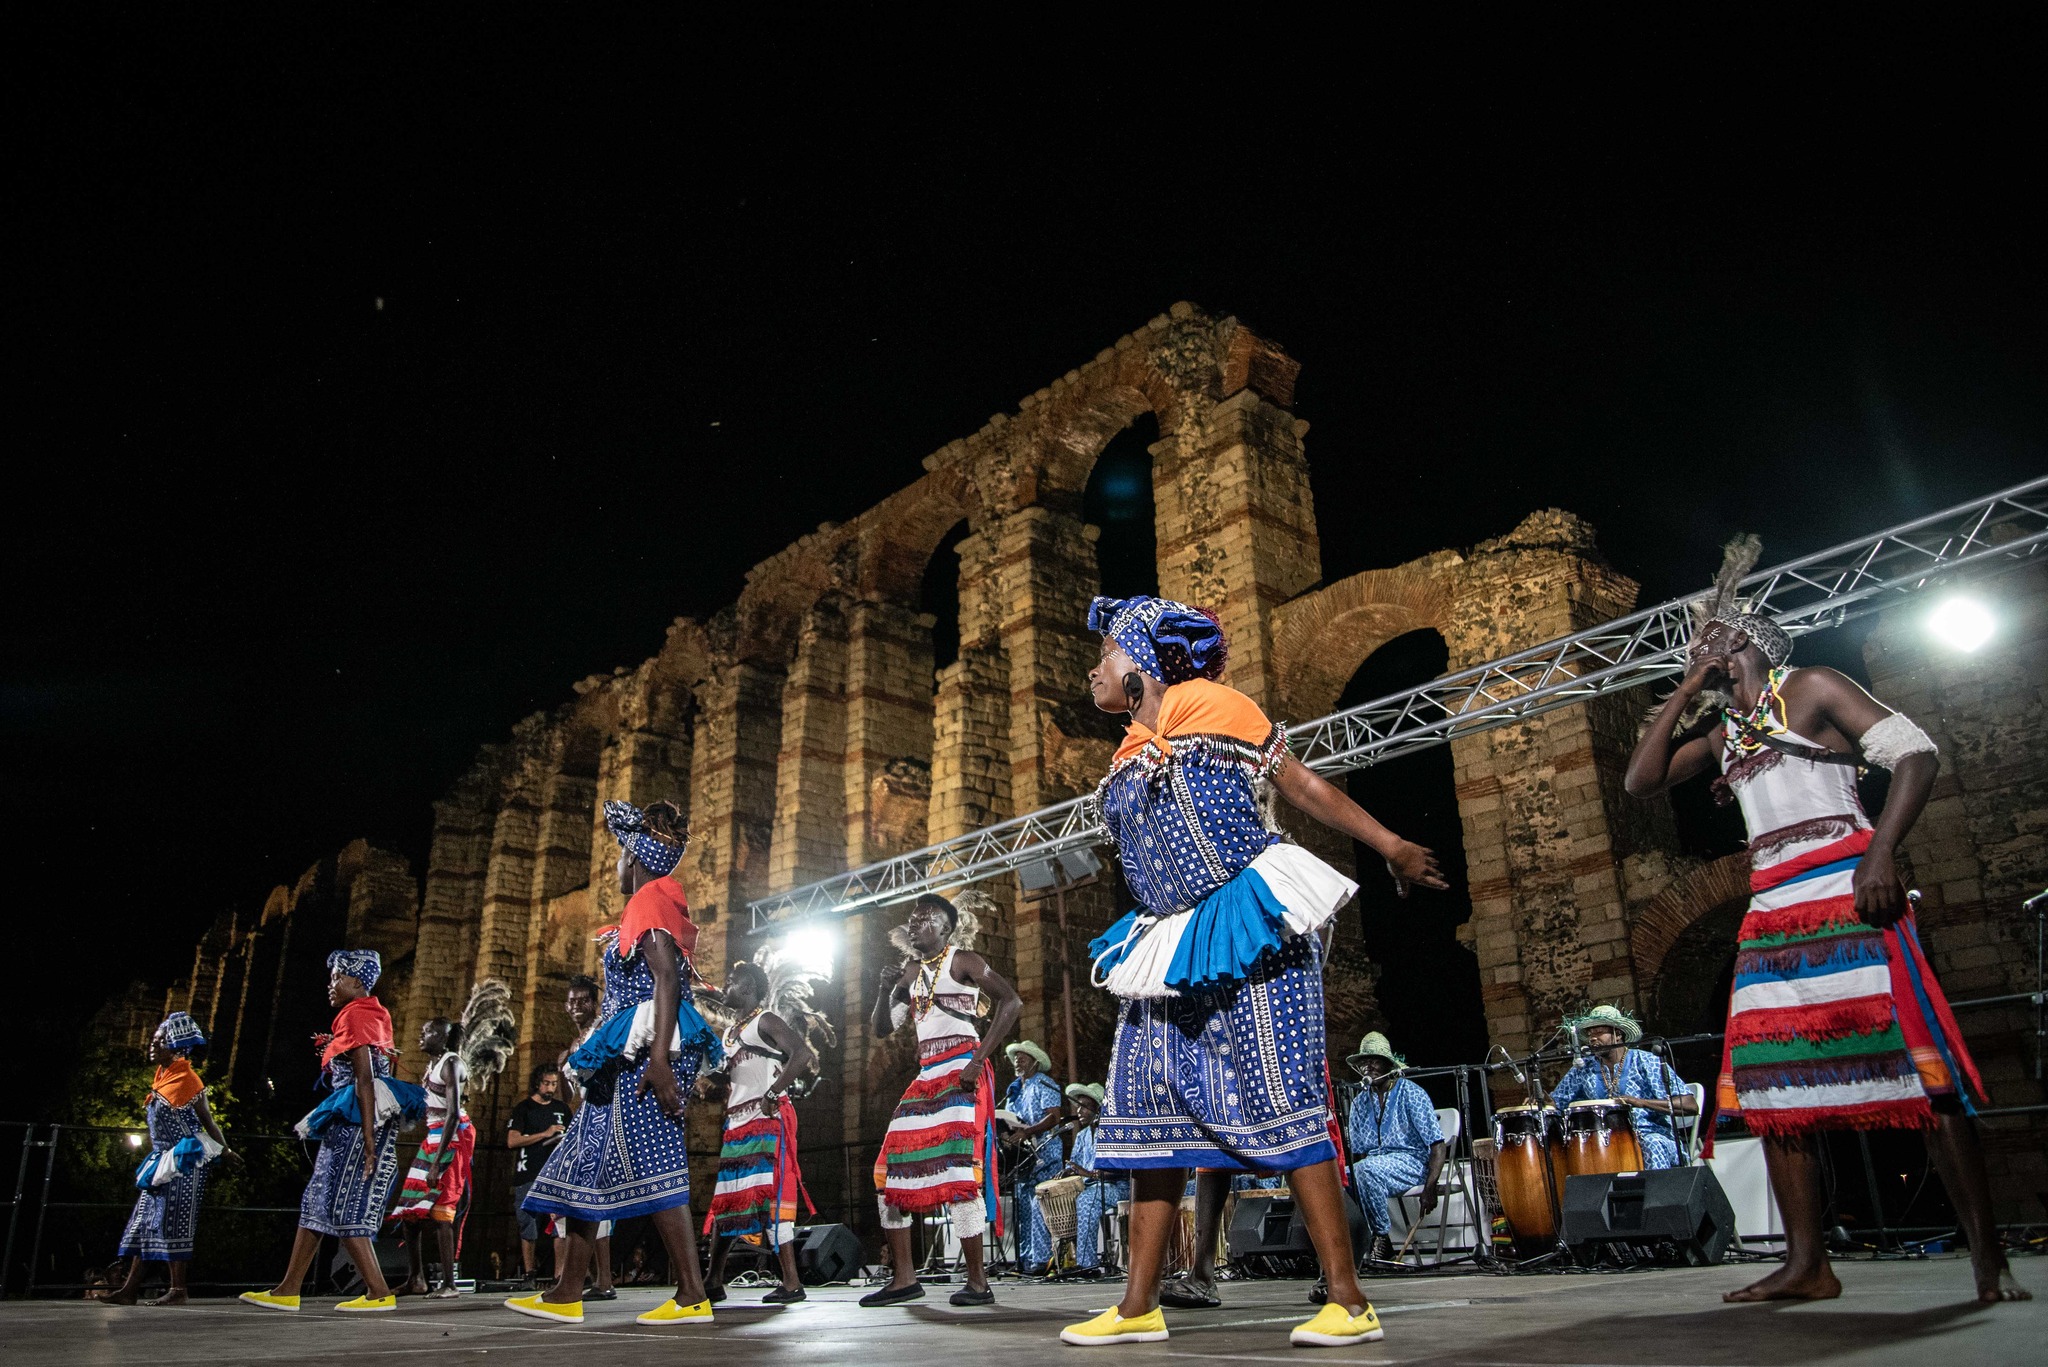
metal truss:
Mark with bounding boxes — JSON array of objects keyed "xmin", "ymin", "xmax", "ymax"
[{"xmin": 749, "ymin": 475, "xmax": 2048, "ymax": 933}]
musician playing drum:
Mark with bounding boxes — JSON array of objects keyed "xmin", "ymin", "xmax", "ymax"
[
  {"xmin": 1343, "ymin": 1033, "xmax": 1446, "ymax": 1266},
  {"xmin": 1059, "ymin": 1083, "xmax": 1126, "ymax": 1277},
  {"xmin": 1547, "ymin": 1005, "xmax": 1693, "ymax": 1170}
]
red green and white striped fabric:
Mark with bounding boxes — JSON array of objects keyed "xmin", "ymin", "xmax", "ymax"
[{"xmin": 872, "ymin": 1035, "xmax": 1000, "ymax": 1227}]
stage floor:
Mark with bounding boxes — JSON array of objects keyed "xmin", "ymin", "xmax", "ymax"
[{"xmin": 13, "ymin": 1258, "xmax": 2038, "ymax": 1366}]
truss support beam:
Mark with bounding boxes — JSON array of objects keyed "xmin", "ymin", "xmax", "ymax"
[{"xmin": 748, "ymin": 476, "xmax": 2048, "ymax": 934}]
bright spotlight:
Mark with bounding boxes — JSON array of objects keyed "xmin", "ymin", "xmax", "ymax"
[
  {"xmin": 1927, "ymin": 596, "xmax": 1994, "ymax": 652},
  {"xmin": 781, "ymin": 924, "xmax": 837, "ymax": 976},
  {"xmin": 126, "ymin": 1133, "xmax": 145, "ymax": 1149}
]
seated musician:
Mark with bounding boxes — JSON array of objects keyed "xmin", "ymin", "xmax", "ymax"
[
  {"xmin": 1345, "ymin": 1033, "xmax": 1447, "ymax": 1265},
  {"xmin": 1549, "ymin": 1004, "xmax": 1696, "ymax": 1169},
  {"xmin": 1058, "ymin": 1083, "xmax": 1128, "ymax": 1277},
  {"xmin": 1003, "ymin": 1040, "xmax": 1064, "ymax": 1275}
]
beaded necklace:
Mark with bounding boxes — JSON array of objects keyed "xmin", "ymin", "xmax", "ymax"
[
  {"xmin": 724, "ymin": 1006, "xmax": 766, "ymax": 1053},
  {"xmin": 909, "ymin": 948, "xmax": 950, "ymax": 1021}
]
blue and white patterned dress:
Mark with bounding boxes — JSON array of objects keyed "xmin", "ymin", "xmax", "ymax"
[
  {"xmin": 1088, "ymin": 681, "xmax": 1354, "ymax": 1173},
  {"xmin": 523, "ymin": 932, "xmax": 713, "ymax": 1222},
  {"xmin": 1005, "ymin": 1072, "xmax": 1064, "ymax": 1267},
  {"xmin": 1067, "ymin": 1123, "xmax": 1131, "ymax": 1270},
  {"xmin": 1346, "ymin": 1078, "xmax": 1442, "ymax": 1235},
  {"xmin": 301, "ymin": 1051, "xmax": 404, "ymax": 1238},
  {"xmin": 1548, "ymin": 1048, "xmax": 1683, "ymax": 1170},
  {"xmin": 119, "ymin": 1093, "xmax": 208, "ymax": 1261}
]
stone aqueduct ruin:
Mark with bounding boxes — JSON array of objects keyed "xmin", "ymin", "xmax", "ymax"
[{"xmin": 110, "ymin": 303, "xmax": 2046, "ymax": 1221}]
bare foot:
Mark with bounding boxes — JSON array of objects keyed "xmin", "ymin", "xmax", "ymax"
[
  {"xmin": 1723, "ymin": 1262, "xmax": 1842, "ymax": 1302},
  {"xmin": 144, "ymin": 1290, "xmax": 188, "ymax": 1306},
  {"xmin": 88, "ymin": 1288, "xmax": 139, "ymax": 1306},
  {"xmin": 1977, "ymin": 1267, "xmax": 2032, "ymax": 1304}
]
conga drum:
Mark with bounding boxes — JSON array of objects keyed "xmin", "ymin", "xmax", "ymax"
[
  {"xmin": 1035, "ymin": 1174, "xmax": 1085, "ymax": 1244},
  {"xmin": 1165, "ymin": 1190, "xmax": 1201, "ymax": 1274},
  {"xmin": 1492, "ymin": 1104, "xmax": 1563, "ymax": 1244},
  {"xmin": 1560, "ymin": 1100, "xmax": 1644, "ymax": 1177}
]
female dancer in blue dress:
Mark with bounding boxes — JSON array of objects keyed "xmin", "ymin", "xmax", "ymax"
[
  {"xmin": 93, "ymin": 1012, "xmax": 232, "ymax": 1305},
  {"xmin": 510, "ymin": 798, "xmax": 722, "ymax": 1327},
  {"xmin": 1059, "ymin": 596, "xmax": 1445, "ymax": 1350},
  {"xmin": 242, "ymin": 948, "xmax": 422, "ymax": 1314}
]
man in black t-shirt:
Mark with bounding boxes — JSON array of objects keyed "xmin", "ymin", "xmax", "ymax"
[{"xmin": 507, "ymin": 1066, "xmax": 568, "ymax": 1284}]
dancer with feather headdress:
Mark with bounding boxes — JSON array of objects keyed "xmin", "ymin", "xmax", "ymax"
[
  {"xmin": 698, "ymin": 949, "xmax": 826, "ymax": 1304},
  {"xmin": 860, "ymin": 890, "xmax": 1021, "ymax": 1308},
  {"xmin": 390, "ymin": 978, "xmax": 518, "ymax": 1296},
  {"xmin": 1627, "ymin": 535, "xmax": 2025, "ymax": 1305}
]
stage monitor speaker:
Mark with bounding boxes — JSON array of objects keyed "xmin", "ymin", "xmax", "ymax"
[
  {"xmin": 794, "ymin": 1223, "xmax": 863, "ymax": 1285},
  {"xmin": 1226, "ymin": 1191, "xmax": 1367, "ymax": 1259},
  {"xmin": 328, "ymin": 1232, "xmax": 413, "ymax": 1294},
  {"xmin": 1561, "ymin": 1166, "xmax": 1735, "ymax": 1266}
]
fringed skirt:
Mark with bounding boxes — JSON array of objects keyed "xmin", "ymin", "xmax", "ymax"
[
  {"xmin": 1097, "ymin": 933, "xmax": 1338, "ymax": 1171},
  {"xmin": 522, "ymin": 1050, "xmax": 705, "ymax": 1222},
  {"xmin": 704, "ymin": 1096, "xmax": 808, "ymax": 1247},
  {"xmin": 1717, "ymin": 838, "xmax": 1986, "ymax": 1136},
  {"xmin": 389, "ymin": 1116, "xmax": 475, "ymax": 1227},
  {"xmin": 873, "ymin": 1035, "xmax": 999, "ymax": 1222}
]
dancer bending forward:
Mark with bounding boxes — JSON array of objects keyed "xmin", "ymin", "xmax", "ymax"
[
  {"xmin": 1061, "ymin": 595, "xmax": 1445, "ymax": 1350},
  {"xmin": 512, "ymin": 799, "xmax": 723, "ymax": 1326}
]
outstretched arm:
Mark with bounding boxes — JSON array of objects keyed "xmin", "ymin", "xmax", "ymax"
[{"xmin": 1270, "ymin": 757, "xmax": 1448, "ymax": 896}]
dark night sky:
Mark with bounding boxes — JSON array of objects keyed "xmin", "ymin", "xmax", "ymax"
[{"xmin": 8, "ymin": 13, "xmax": 2043, "ymax": 1107}]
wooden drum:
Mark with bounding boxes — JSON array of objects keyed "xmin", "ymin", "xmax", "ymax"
[
  {"xmin": 1492, "ymin": 1103, "xmax": 1564, "ymax": 1243},
  {"xmin": 1036, "ymin": 1175, "xmax": 1086, "ymax": 1242},
  {"xmin": 1560, "ymin": 1100, "xmax": 1643, "ymax": 1177}
]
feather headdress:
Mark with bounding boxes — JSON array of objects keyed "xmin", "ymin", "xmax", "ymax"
[
  {"xmin": 1645, "ymin": 533, "xmax": 1785, "ymax": 739},
  {"xmin": 457, "ymin": 978, "xmax": 518, "ymax": 1088},
  {"xmin": 887, "ymin": 888, "xmax": 990, "ymax": 960},
  {"xmin": 696, "ymin": 947, "xmax": 839, "ymax": 1097}
]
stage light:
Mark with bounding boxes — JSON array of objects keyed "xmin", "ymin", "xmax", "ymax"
[
  {"xmin": 1018, "ymin": 859, "xmax": 1058, "ymax": 892},
  {"xmin": 1927, "ymin": 595, "xmax": 1994, "ymax": 652},
  {"xmin": 126, "ymin": 1133, "xmax": 145, "ymax": 1149},
  {"xmin": 781, "ymin": 924, "xmax": 837, "ymax": 976}
]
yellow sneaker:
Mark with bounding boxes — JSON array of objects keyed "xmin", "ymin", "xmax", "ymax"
[
  {"xmin": 1060, "ymin": 1306, "xmax": 1169, "ymax": 1346},
  {"xmin": 1290, "ymin": 1301, "xmax": 1384, "ymax": 1347},
  {"xmin": 336, "ymin": 1294, "xmax": 397, "ymax": 1313},
  {"xmin": 635, "ymin": 1297, "xmax": 714, "ymax": 1325},
  {"xmin": 506, "ymin": 1292, "xmax": 584, "ymax": 1324},
  {"xmin": 237, "ymin": 1290, "xmax": 300, "ymax": 1312}
]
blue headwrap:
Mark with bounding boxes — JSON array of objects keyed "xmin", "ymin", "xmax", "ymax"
[
  {"xmin": 605, "ymin": 799, "xmax": 687, "ymax": 877},
  {"xmin": 326, "ymin": 948, "xmax": 382, "ymax": 995},
  {"xmin": 1087, "ymin": 595, "xmax": 1228, "ymax": 686},
  {"xmin": 156, "ymin": 1011, "xmax": 207, "ymax": 1055}
]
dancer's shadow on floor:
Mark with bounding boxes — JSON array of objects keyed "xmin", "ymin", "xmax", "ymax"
[{"xmin": 1412, "ymin": 1300, "xmax": 1991, "ymax": 1366}]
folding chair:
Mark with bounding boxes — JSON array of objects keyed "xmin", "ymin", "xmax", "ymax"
[
  {"xmin": 1674, "ymin": 1082, "xmax": 1708, "ymax": 1163},
  {"xmin": 1391, "ymin": 1107, "xmax": 1474, "ymax": 1266}
]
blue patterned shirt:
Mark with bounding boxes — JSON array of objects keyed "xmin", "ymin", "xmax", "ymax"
[
  {"xmin": 1548, "ymin": 1047, "xmax": 1681, "ymax": 1152},
  {"xmin": 1005, "ymin": 1072, "xmax": 1065, "ymax": 1181},
  {"xmin": 1346, "ymin": 1077, "xmax": 1443, "ymax": 1162}
]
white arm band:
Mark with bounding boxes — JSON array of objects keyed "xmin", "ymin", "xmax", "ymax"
[
  {"xmin": 1859, "ymin": 713, "xmax": 1936, "ymax": 770},
  {"xmin": 889, "ymin": 1000, "xmax": 910, "ymax": 1032}
]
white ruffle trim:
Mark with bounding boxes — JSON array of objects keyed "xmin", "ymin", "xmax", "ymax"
[
  {"xmin": 620, "ymin": 1000, "xmax": 690, "ymax": 1059},
  {"xmin": 141, "ymin": 1132, "xmax": 223, "ymax": 1186},
  {"xmin": 1095, "ymin": 843, "xmax": 1358, "ymax": 1000}
]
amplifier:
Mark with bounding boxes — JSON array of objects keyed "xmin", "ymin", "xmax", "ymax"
[{"xmin": 794, "ymin": 1223, "xmax": 864, "ymax": 1285}]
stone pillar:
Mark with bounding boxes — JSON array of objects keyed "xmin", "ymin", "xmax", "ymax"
[
  {"xmin": 683, "ymin": 661, "xmax": 785, "ymax": 979},
  {"xmin": 1153, "ymin": 390, "xmax": 1321, "ymax": 711},
  {"xmin": 769, "ymin": 602, "xmax": 850, "ymax": 894},
  {"xmin": 507, "ymin": 765, "xmax": 597, "ymax": 1121},
  {"xmin": 404, "ymin": 782, "xmax": 499, "ymax": 1058},
  {"xmin": 1441, "ymin": 515, "xmax": 1648, "ymax": 1080},
  {"xmin": 842, "ymin": 600, "xmax": 937, "ymax": 866}
]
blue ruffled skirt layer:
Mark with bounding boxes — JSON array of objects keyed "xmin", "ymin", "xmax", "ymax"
[{"xmin": 1089, "ymin": 843, "xmax": 1358, "ymax": 999}]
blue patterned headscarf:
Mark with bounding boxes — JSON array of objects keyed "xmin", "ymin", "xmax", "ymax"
[
  {"xmin": 605, "ymin": 799, "xmax": 688, "ymax": 877},
  {"xmin": 326, "ymin": 948, "xmax": 382, "ymax": 995},
  {"xmin": 156, "ymin": 1012, "xmax": 207, "ymax": 1055},
  {"xmin": 1088, "ymin": 595, "xmax": 1228, "ymax": 686}
]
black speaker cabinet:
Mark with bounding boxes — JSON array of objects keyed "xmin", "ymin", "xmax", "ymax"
[
  {"xmin": 1225, "ymin": 1190, "xmax": 1368, "ymax": 1259},
  {"xmin": 794, "ymin": 1223, "xmax": 863, "ymax": 1285},
  {"xmin": 1561, "ymin": 1167, "xmax": 1735, "ymax": 1266}
]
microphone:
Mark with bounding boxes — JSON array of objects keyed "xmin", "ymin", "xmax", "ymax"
[{"xmin": 1488, "ymin": 1044, "xmax": 1526, "ymax": 1085}]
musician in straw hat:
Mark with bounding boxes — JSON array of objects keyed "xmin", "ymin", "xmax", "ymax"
[
  {"xmin": 1343, "ymin": 1033, "xmax": 1445, "ymax": 1268},
  {"xmin": 1002, "ymin": 1039, "xmax": 1065, "ymax": 1274},
  {"xmin": 1548, "ymin": 1004, "xmax": 1693, "ymax": 1170}
]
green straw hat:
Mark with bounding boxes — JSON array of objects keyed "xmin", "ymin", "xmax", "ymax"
[
  {"xmin": 1064, "ymin": 1082, "xmax": 1105, "ymax": 1106},
  {"xmin": 1565, "ymin": 1003, "xmax": 1643, "ymax": 1044},
  {"xmin": 1345, "ymin": 1031, "xmax": 1406, "ymax": 1077},
  {"xmin": 1004, "ymin": 1039, "xmax": 1053, "ymax": 1072}
]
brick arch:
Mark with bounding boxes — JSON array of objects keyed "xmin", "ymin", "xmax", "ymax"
[
  {"xmin": 1630, "ymin": 852, "xmax": 1752, "ymax": 987},
  {"xmin": 1266, "ymin": 564, "xmax": 1458, "ymax": 722}
]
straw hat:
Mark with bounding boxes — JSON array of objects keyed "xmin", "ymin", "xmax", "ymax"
[
  {"xmin": 1566, "ymin": 1003, "xmax": 1643, "ymax": 1044},
  {"xmin": 1345, "ymin": 1031, "xmax": 1406, "ymax": 1077},
  {"xmin": 1064, "ymin": 1082, "xmax": 1105, "ymax": 1106},
  {"xmin": 1005, "ymin": 1039, "xmax": 1053, "ymax": 1072}
]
